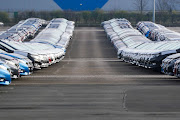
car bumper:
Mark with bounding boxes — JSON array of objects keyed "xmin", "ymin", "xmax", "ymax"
[
  {"xmin": 20, "ymin": 72, "xmax": 30, "ymax": 76},
  {"xmin": 11, "ymin": 74, "xmax": 20, "ymax": 79},
  {"xmin": 0, "ymin": 80, "xmax": 11, "ymax": 85},
  {"xmin": 34, "ymin": 62, "xmax": 41, "ymax": 69},
  {"xmin": 41, "ymin": 63, "xmax": 49, "ymax": 68}
]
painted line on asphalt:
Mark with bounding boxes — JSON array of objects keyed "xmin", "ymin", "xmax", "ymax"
[
  {"xmin": 23, "ymin": 75, "xmax": 175, "ymax": 79},
  {"xmin": 62, "ymin": 60, "xmax": 123, "ymax": 62},
  {"xmin": 75, "ymin": 30, "xmax": 104, "ymax": 32}
]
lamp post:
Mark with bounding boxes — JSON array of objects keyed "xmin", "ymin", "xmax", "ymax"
[{"xmin": 153, "ymin": 0, "xmax": 156, "ymax": 23}]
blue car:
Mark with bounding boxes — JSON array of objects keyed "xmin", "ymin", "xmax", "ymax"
[
  {"xmin": 0, "ymin": 67, "xmax": 11, "ymax": 85},
  {"xmin": 0, "ymin": 48, "xmax": 32, "ymax": 75},
  {"xmin": 0, "ymin": 54, "xmax": 30, "ymax": 76},
  {"xmin": 0, "ymin": 52, "xmax": 34, "ymax": 74},
  {"xmin": 18, "ymin": 62, "xmax": 30, "ymax": 76}
]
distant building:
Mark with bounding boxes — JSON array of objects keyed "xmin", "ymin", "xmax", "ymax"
[
  {"xmin": 102, "ymin": 0, "xmax": 141, "ymax": 11},
  {"xmin": 0, "ymin": 0, "xmax": 179, "ymax": 12},
  {"xmin": 0, "ymin": 0, "xmax": 62, "ymax": 12}
]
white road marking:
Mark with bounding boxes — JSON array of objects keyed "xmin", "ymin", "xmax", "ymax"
[{"xmin": 23, "ymin": 75, "xmax": 175, "ymax": 79}]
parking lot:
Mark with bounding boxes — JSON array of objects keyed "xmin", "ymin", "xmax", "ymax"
[{"xmin": 1, "ymin": 27, "xmax": 180, "ymax": 120}]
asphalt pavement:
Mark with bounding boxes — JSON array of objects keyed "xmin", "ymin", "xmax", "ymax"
[{"xmin": 1, "ymin": 27, "xmax": 180, "ymax": 120}]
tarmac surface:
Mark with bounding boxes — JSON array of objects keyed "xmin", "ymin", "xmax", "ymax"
[{"xmin": 1, "ymin": 27, "xmax": 180, "ymax": 120}]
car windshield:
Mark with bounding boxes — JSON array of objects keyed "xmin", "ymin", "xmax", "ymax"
[
  {"xmin": 5, "ymin": 42, "xmax": 32, "ymax": 50},
  {"xmin": 0, "ymin": 49, "xmax": 7, "ymax": 53},
  {"xmin": 24, "ymin": 43, "xmax": 54, "ymax": 50},
  {"xmin": 157, "ymin": 42, "xmax": 177, "ymax": 50},
  {"xmin": 0, "ymin": 42, "xmax": 15, "ymax": 51}
]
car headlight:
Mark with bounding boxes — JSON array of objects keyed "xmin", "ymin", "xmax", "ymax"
[
  {"xmin": 0, "ymin": 78, "xmax": 5, "ymax": 82},
  {"xmin": 151, "ymin": 54, "xmax": 159, "ymax": 58},
  {"xmin": 0, "ymin": 65, "xmax": 8, "ymax": 71},
  {"xmin": 5, "ymin": 60, "xmax": 13, "ymax": 65},
  {"xmin": 18, "ymin": 59, "xmax": 27, "ymax": 64},
  {"xmin": 31, "ymin": 55, "xmax": 41, "ymax": 62},
  {"xmin": 170, "ymin": 60, "xmax": 176, "ymax": 64},
  {"xmin": 39, "ymin": 55, "xmax": 45, "ymax": 60}
]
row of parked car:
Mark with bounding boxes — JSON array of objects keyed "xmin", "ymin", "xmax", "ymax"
[
  {"xmin": 0, "ymin": 18, "xmax": 46, "ymax": 42},
  {"xmin": 0, "ymin": 18, "xmax": 75, "ymax": 85},
  {"xmin": 137, "ymin": 21, "xmax": 180, "ymax": 77},
  {"xmin": 137, "ymin": 21, "xmax": 180, "ymax": 41},
  {"xmin": 102, "ymin": 18, "xmax": 180, "ymax": 77}
]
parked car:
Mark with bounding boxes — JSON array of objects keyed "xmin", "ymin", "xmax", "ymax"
[
  {"xmin": 174, "ymin": 59, "xmax": 180, "ymax": 77},
  {"xmin": 102, "ymin": 18, "xmax": 180, "ymax": 74},
  {"xmin": 0, "ymin": 54, "xmax": 20, "ymax": 79},
  {"xmin": 161, "ymin": 53, "xmax": 180, "ymax": 75},
  {"xmin": 0, "ymin": 18, "xmax": 75, "ymax": 85},
  {"xmin": 0, "ymin": 66, "xmax": 11, "ymax": 85}
]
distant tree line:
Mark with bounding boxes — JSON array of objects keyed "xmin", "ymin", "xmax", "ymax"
[
  {"xmin": 133, "ymin": 0, "xmax": 179, "ymax": 14},
  {"xmin": 0, "ymin": 9, "xmax": 180, "ymax": 27},
  {"xmin": 0, "ymin": 11, "xmax": 9, "ymax": 23}
]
